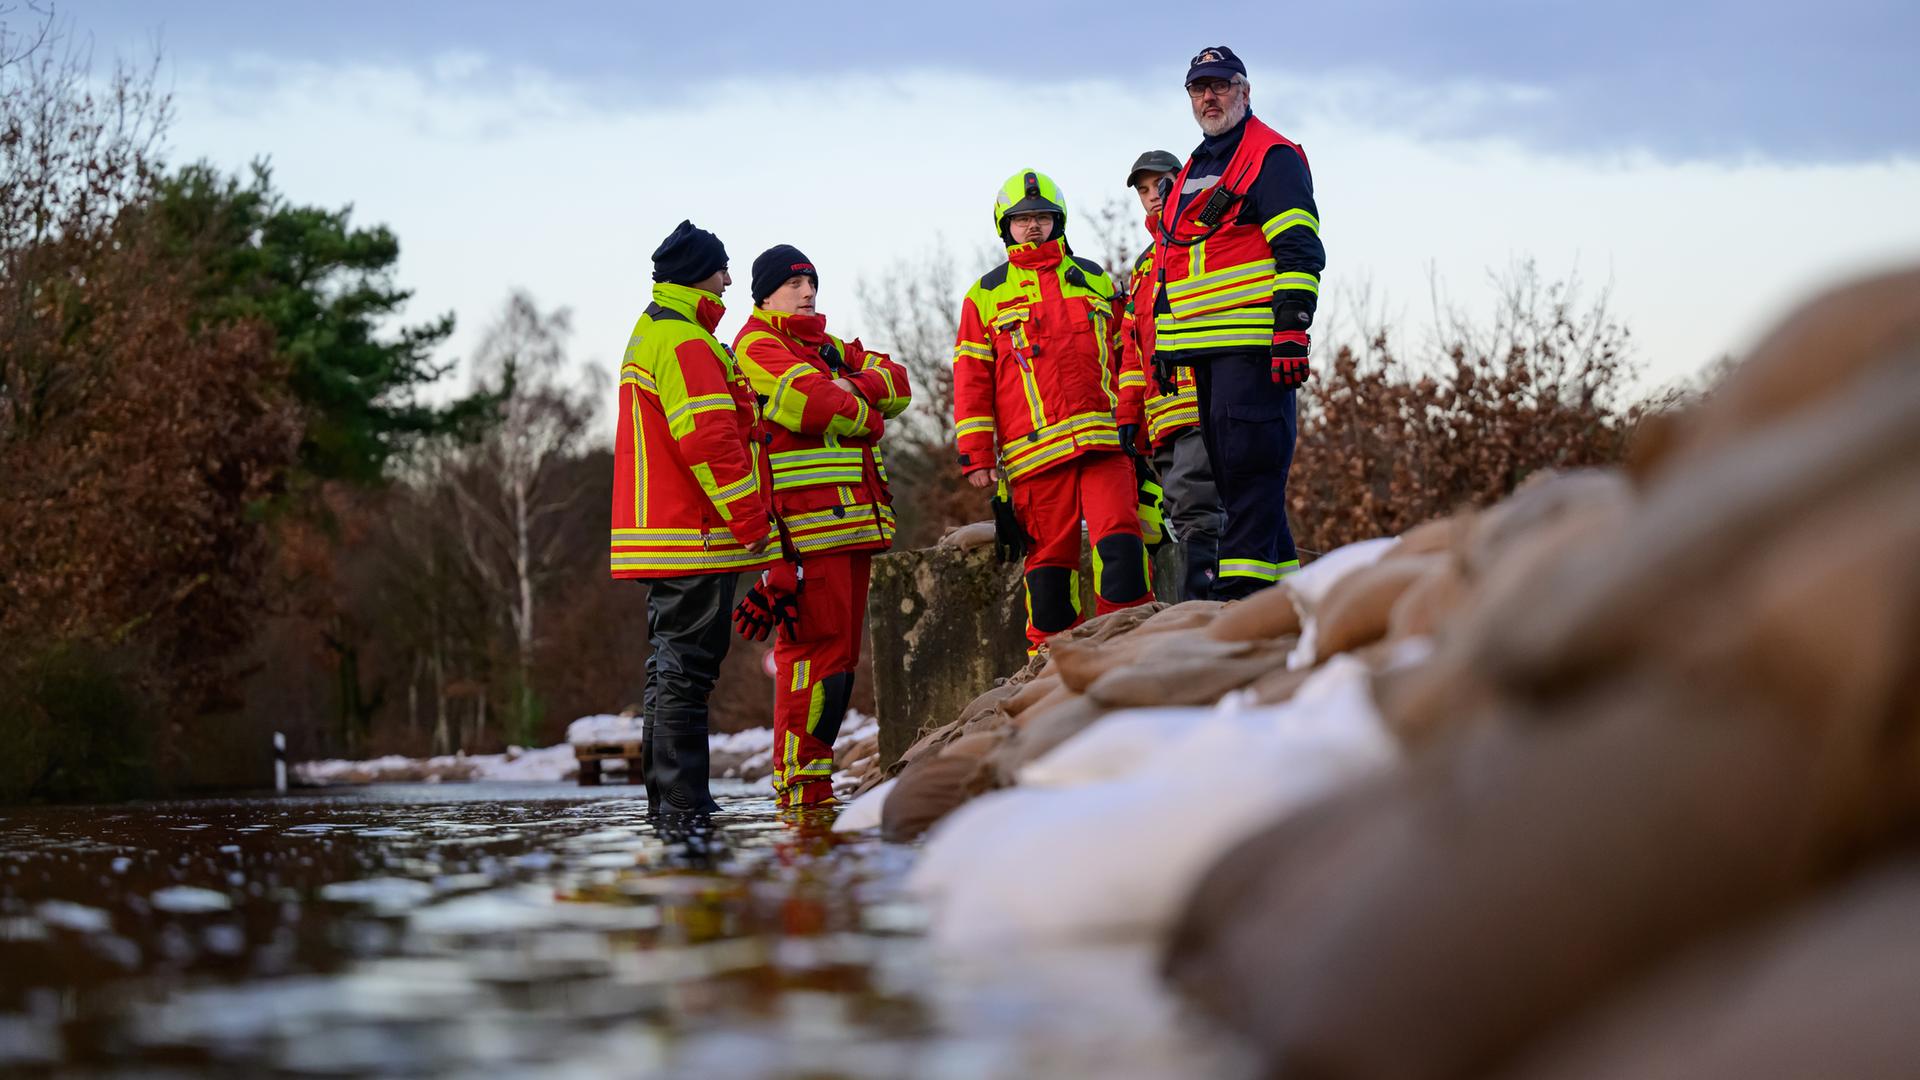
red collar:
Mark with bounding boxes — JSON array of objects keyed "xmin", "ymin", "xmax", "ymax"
[
  {"xmin": 1008, "ymin": 238, "xmax": 1067, "ymax": 270},
  {"xmin": 756, "ymin": 308, "xmax": 830, "ymax": 345}
]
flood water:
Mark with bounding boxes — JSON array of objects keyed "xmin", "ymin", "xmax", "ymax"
[{"xmin": 0, "ymin": 782, "xmax": 1244, "ymax": 1078}]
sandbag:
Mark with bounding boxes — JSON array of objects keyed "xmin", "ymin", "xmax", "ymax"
[
  {"xmin": 1086, "ymin": 647, "xmax": 1288, "ymax": 709},
  {"xmin": 988, "ymin": 695, "xmax": 1106, "ymax": 780},
  {"xmin": 1504, "ymin": 862, "xmax": 1920, "ymax": 1080},
  {"xmin": 1462, "ymin": 470, "xmax": 1633, "ymax": 580},
  {"xmin": 1134, "ymin": 599, "xmax": 1228, "ymax": 636},
  {"xmin": 881, "ymin": 753, "xmax": 989, "ymax": 841},
  {"xmin": 936, "ymin": 520, "xmax": 998, "ymax": 550},
  {"xmin": 1006, "ymin": 673, "xmax": 1064, "ymax": 716},
  {"xmin": 1391, "ymin": 513, "xmax": 1471, "ymax": 560},
  {"xmin": 1049, "ymin": 639, "xmax": 1113, "ymax": 694},
  {"xmin": 1207, "ymin": 586, "xmax": 1303, "ymax": 642},
  {"xmin": 1166, "ymin": 689, "xmax": 1837, "ymax": 1080},
  {"xmin": 1249, "ymin": 664, "xmax": 1312, "ymax": 705},
  {"xmin": 1388, "ymin": 561, "xmax": 1472, "ymax": 641},
  {"xmin": 1316, "ymin": 555, "xmax": 1443, "ymax": 658}
]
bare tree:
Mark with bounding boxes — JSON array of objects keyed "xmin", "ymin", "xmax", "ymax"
[
  {"xmin": 445, "ymin": 291, "xmax": 596, "ymax": 745},
  {"xmin": 1079, "ymin": 193, "xmax": 1143, "ymax": 279}
]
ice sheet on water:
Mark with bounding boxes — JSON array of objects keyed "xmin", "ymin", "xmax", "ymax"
[
  {"xmin": 36, "ymin": 900, "xmax": 112, "ymax": 934},
  {"xmin": 319, "ymin": 877, "xmax": 436, "ymax": 913},
  {"xmin": 149, "ymin": 886, "xmax": 232, "ymax": 914}
]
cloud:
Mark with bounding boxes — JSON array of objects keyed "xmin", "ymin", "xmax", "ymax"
[{"xmin": 80, "ymin": 0, "xmax": 1920, "ymax": 163}]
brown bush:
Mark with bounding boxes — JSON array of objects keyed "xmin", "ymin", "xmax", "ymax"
[{"xmin": 1291, "ymin": 269, "xmax": 1670, "ymax": 555}]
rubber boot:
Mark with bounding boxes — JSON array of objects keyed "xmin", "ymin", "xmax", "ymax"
[
  {"xmin": 646, "ymin": 712, "xmax": 721, "ymax": 817},
  {"xmin": 1183, "ymin": 535, "xmax": 1219, "ymax": 603},
  {"xmin": 640, "ymin": 713, "xmax": 660, "ymax": 803}
]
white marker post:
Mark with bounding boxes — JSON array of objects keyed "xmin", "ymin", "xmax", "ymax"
[{"xmin": 274, "ymin": 731, "xmax": 287, "ymax": 793}]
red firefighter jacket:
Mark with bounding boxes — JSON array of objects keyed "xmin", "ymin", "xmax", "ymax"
[
  {"xmin": 610, "ymin": 282, "xmax": 776, "ymax": 579},
  {"xmin": 951, "ymin": 238, "xmax": 1141, "ymax": 481},
  {"xmin": 732, "ymin": 309, "xmax": 913, "ymax": 556},
  {"xmin": 1123, "ymin": 241, "xmax": 1200, "ymax": 448}
]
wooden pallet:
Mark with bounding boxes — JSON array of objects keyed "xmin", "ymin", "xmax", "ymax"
[{"xmin": 575, "ymin": 741, "xmax": 643, "ymax": 786}]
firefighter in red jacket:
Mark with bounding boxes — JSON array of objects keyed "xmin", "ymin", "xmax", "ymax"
[
  {"xmin": 730, "ymin": 245, "xmax": 912, "ymax": 809},
  {"xmin": 1123, "ymin": 149, "xmax": 1224, "ymax": 601},
  {"xmin": 611, "ymin": 220, "xmax": 775, "ymax": 817},
  {"xmin": 1154, "ymin": 46, "xmax": 1326, "ymax": 598},
  {"xmin": 953, "ymin": 169, "xmax": 1154, "ymax": 652}
]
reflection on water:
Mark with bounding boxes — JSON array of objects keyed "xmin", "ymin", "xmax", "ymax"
[{"xmin": 0, "ymin": 782, "xmax": 1242, "ymax": 1078}]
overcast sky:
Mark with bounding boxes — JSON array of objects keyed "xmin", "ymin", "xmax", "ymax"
[{"xmin": 65, "ymin": 0, "xmax": 1920, "ymax": 401}]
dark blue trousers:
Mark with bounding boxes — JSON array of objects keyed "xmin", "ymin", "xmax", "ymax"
[{"xmin": 1191, "ymin": 350, "xmax": 1299, "ymax": 599}]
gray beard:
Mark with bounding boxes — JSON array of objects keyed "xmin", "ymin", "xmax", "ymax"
[{"xmin": 1198, "ymin": 98, "xmax": 1249, "ymax": 137}]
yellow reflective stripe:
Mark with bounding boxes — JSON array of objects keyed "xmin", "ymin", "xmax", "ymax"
[
  {"xmin": 1169, "ymin": 280, "xmax": 1276, "ymax": 319},
  {"xmin": 665, "ymin": 393, "xmax": 735, "ymax": 438},
  {"xmin": 1273, "ymin": 271, "xmax": 1321, "ymax": 296},
  {"xmin": 711, "ymin": 472, "xmax": 759, "ymax": 505},
  {"xmin": 791, "ymin": 659, "xmax": 811, "ymax": 692},
  {"xmin": 619, "ymin": 364, "xmax": 657, "ymax": 393},
  {"xmin": 956, "ymin": 416, "xmax": 995, "ymax": 439},
  {"xmin": 1219, "ymin": 558, "xmax": 1280, "ymax": 581},
  {"xmin": 954, "ymin": 340, "xmax": 993, "ymax": 363},
  {"xmin": 1165, "ymin": 261, "xmax": 1272, "ymax": 300},
  {"xmin": 1118, "ymin": 370, "xmax": 1147, "ymax": 388},
  {"xmin": 611, "ymin": 550, "xmax": 769, "ymax": 570},
  {"xmin": 765, "ymin": 364, "xmax": 811, "ymax": 428},
  {"xmin": 770, "ymin": 448, "xmax": 866, "ymax": 467},
  {"xmin": 1016, "ymin": 360, "xmax": 1046, "ymax": 427},
  {"xmin": 1261, "ymin": 208, "xmax": 1320, "ymax": 240},
  {"xmin": 772, "ymin": 469, "xmax": 865, "ymax": 491}
]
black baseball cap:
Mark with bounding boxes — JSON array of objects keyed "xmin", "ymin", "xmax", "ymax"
[
  {"xmin": 1185, "ymin": 45, "xmax": 1246, "ymax": 85},
  {"xmin": 1125, "ymin": 150, "xmax": 1182, "ymax": 188}
]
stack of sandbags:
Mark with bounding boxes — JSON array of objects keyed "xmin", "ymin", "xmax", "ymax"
[
  {"xmin": 1163, "ymin": 266, "xmax": 1920, "ymax": 1078},
  {"xmin": 868, "ymin": 601, "xmax": 1172, "ymax": 840}
]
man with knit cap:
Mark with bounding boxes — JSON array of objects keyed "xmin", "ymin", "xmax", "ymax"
[
  {"xmin": 1122, "ymin": 149, "xmax": 1225, "ymax": 601},
  {"xmin": 731, "ymin": 245, "xmax": 911, "ymax": 809},
  {"xmin": 611, "ymin": 219, "xmax": 776, "ymax": 816}
]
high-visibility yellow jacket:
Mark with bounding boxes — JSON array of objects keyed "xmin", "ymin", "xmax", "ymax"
[
  {"xmin": 610, "ymin": 283, "xmax": 776, "ymax": 579},
  {"xmin": 951, "ymin": 238, "xmax": 1141, "ymax": 482},
  {"xmin": 732, "ymin": 309, "xmax": 912, "ymax": 556}
]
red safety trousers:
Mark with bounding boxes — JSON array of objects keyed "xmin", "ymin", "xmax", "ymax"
[
  {"xmin": 771, "ymin": 549, "xmax": 872, "ymax": 808},
  {"xmin": 1011, "ymin": 449, "xmax": 1151, "ymax": 653}
]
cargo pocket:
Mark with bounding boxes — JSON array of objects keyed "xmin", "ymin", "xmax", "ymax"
[{"xmin": 1220, "ymin": 392, "xmax": 1297, "ymax": 482}]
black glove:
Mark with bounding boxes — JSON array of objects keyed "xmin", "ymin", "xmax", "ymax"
[
  {"xmin": 1152, "ymin": 351, "xmax": 1178, "ymax": 396},
  {"xmin": 1118, "ymin": 423, "xmax": 1140, "ymax": 457},
  {"xmin": 732, "ymin": 563, "xmax": 802, "ymax": 641},
  {"xmin": 991, "ymin": 492, "xmax": 1029, "ymax": 565}
]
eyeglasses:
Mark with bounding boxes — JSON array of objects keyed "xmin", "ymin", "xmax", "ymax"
[{"xmin": 1186, "ymin": 78, "xmax": 1234, "ymax": 100}]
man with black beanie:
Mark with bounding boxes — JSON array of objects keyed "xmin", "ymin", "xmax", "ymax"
[
  {"xmin": 731, "ymin": 245, "xmax": 913, "ymax": 809},
  {"xmin": 611, "ymin": 219, "xmax": 775, "ymax": 816}
]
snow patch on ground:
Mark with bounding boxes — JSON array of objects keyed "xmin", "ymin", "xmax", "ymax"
[{"xmin": 295, "ymin": 711, "xmax": 883, "ymax": 788}]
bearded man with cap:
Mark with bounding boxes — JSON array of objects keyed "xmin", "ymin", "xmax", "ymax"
[
  {"xmin": 1153, "ymin": 46, "xmax": 1325, "ymax": 598},
  {"xmin": 611, "ymin": 219, "xmax": 776, "ymax": 816},
  {"xmin": 952, "ymin": 170, "xmax": 1154, "ymax": 653},
  {"xmin": 1122, "ymin": 149, "xmax": 1225, "ymax": 601},
  {"xmin": 729, "ymin": 246, "xmax": 912, "ymax": 809}
]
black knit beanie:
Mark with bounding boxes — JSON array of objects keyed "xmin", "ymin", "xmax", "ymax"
[
  {"xmin": 651, "ymin": 220, "xmax": 728, "ymax": 285},
  {"xmin": 751, "ymin": 244, "xmax": 818, "ymax": 306}
]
